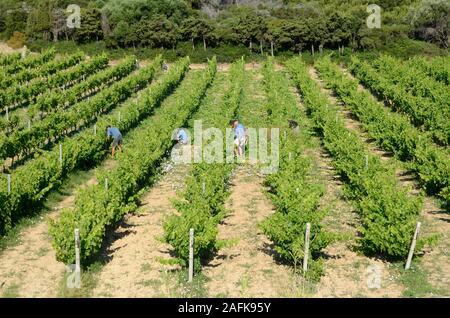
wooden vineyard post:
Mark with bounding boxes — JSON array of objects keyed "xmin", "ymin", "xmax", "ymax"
[
  {"xmin": 118, "ymin": 112, "xmax": 122, "ymax": 122},
  {"xmin": 202, "ymin": 182, "xmax": 205, "ymax": 196},
  {"xmin": 7, "ymin": 174, "xmax": 11, "ymax": 194},
  {"xmin": 74, "ymin": 229, "xmax": 81, "ymax": 288},
  {"xmin": 189, "ymin": 228, "xmax": 194, "ymax": 283},
  {"xmin": 365, "ymin": 155, "xmax": 369, "ymax": 170},
  {"xmin": 59, "ymin": 144, "xmax": 63, "ymax": 165},
  {"xmin": 94, "ymin": 124, "xmax": 97, "ymax": 135},
  {"xmin": 405, "ymin": 222, "xmax": 421, "ymax": 270},
  {"xmin": 303, "ymin": 223, "xmax": 311, "ymax": 276},
  {"xmin": 28, "ymin": 119, "xmax": 31, "ymax": 131},
  {"xmin": 105, "ymin": 178, "xmax": 108, "ymax": 190},
  {"xmin": 5, "ymin": 106, "xmax": 9, "ymax": 121}
]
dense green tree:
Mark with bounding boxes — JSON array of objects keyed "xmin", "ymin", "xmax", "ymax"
[
  {"xmin": 137, "ymin": 15, "xmax": 180, "ymax": 49},
  {"xmin": 0, "ymin": 0, "xmax": 444, "ymax": 54},
  {"xmin": 410, "ymin": 0, "xmax": 450, "ymax": 48},
  {"xmin": 110, "ymin": 20, "xmax": 130, "ymax": 47},
  {"xmin": 75, "ymin": 8, "xmax": 104, "ymax": 43},
  {"xmin": 181, "ymin": 15, "xmax": 212, "ymax": 50},
  {"xmin": 2, "ymin": 4, "xmax": 28, "ymax": 38}
]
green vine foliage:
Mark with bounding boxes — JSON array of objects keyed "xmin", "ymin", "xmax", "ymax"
[
  {"xmin": 50, "ymin": 57, "xmax": 217, "ymax": 265},
  {"xmin": 260, "ymin": 58, "xmax": 334, "ymax": 281},
  {"xmin": 0, "ymin": 55, "xmax": 131, "ymax": 161},
  {"xmin": 350, "ymin": 55, "xmax": 449, "ymax": 146},
  {"xmin": 163, "ymin": 58, "xmax": 245, "ymax": 272},
  {"xmin": 287, "ymin": 57, "xmax": 427, "ymax": 260},
  {"xmin": 0, "ymin": 56, "xmax": 166, "ymax": 235},
  {"xmin": 0, "ymin": 52, "xmax": 107, "ymax": 110},
  {"xmin": 0, "ymin": 52, "xmax": 22, "ymax": 67},
  {"xmin": 0, "ymin": 49, "xmax": 55, "ymax": 76},
  {"xmin": 316, "ymin": 56, "xmax": 449, "ymax": 207},
  {"xmin": 407, "ymin": 55, "xmax": 450, "ymax": 85},
  {"xmin": 0, "ymin": 51, "xmax": 84, "ymax": 89}
]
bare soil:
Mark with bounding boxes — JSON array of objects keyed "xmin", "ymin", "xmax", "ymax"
[
  {"xmin": 0, "ymin": 42, "xmax": 19, "ymax": 54},
  {"xmin": 204, "ymin": 165, "xmax": 300, "ymax": 298},
  {"xmin": 92, "ymin": 162, "xmax": 191, "ymax": 297}
]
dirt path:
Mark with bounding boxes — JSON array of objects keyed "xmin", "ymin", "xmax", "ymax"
[
  {"xmin": 0, "ymin": 213, "xmax": 64, "ymax": 298},
  {"xmin": 337, "ymin": 64, "xmax": 450, "ymax": 296},
  {"xmin": 204, "ymin": 165, "xmax": 298, "ymax": 298},
  {"xmin": 92, "ymin": 162, "xmax": 191, "ymax": 298},
  {"xmin": 0, "ymin": 42, "xmax": 20, "ymax": 54},
  {"xmin": 202, "ymin": 67, "xmax": 298, "ymax": 297},
  {"xmin": 311, "ymin": 146, "xmax": 403, "ymax": 297}
]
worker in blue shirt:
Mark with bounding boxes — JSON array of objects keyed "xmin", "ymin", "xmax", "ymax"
[
  {"xmin": 176, "ymin": 128, "xmax": 189, "ymax": 145},
  {"xmin": 106, "ymin": 126, "xmax": 123, "ymax": 157},
  {"xmin": 230, "ymin": 119, "xmax": 246, "ymax": 157}
]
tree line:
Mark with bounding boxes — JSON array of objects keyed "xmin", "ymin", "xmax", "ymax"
[{"xmin": 0, "ymin": 0, "xmax": 448, "ymax": 53}]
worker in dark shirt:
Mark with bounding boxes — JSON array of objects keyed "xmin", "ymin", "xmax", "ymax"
[
  {"xmin": 288, "ymin": 119, "xmax": 300, "ymax": 135},
  {"xmin": 106, "ymin": 126, "xmax": 123, "ymax": 157}
]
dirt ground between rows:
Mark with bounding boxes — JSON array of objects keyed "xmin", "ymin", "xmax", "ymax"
[
  {"xmin": 92, "ymin": 162, "xmax": 191, "ymax": 297},
  {"xmin": 203, "ymin": 165, "xmax": 300, "ymax": 297}
]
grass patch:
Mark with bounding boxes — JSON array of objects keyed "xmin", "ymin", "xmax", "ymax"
[
  {"xmin": 237, "ymin": 274, "xmax": 250, "ymax": 296},
  {"xmin": 35, "ymin": 247, "xmax": 50, "ymax": 258},
  {"xmin": 1, "ymin": 283, "xmax": 20, "ymax": 298},
  {"xmin": 397, "ymin": 262, "xmax": 446, "ymax": 298},
  {"xmin": 137, "ymin": 278, "xmax": 162, "ymax": 289},
  {"xmin": 156, "ymin": 269, "xmax": 209, "ymax": 298},
  {"xmin": 140, "ymin": 263, "xmax": 152, "ymax": 273},
  {"xmin": 57, "ymin": 262, "xmax": 103, "ymax": 298}
]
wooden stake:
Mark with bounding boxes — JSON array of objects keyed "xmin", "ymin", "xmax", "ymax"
[
  {"xmin": 94, "ymin": 124, "xmax": 97, "ymax": 135},
  {"xmin": 7, "ymin": 174, "xmax": 11, "ymax": 194},
  {"xmin": 59, "ymin": 144, "xmax": 63, "ymax": 165},
  {"xmin": 74, "ymin": 229, "xmax": 81, "ymax": 288},
  {"xmin": 5, "ymin": 107, "xmax": 9, "ymax": 121},
  {"xmin": 303, "ymin": 223, "xmax": 311, "ymax": 275},
  {"xmin": 105, "ymin": 178, "xmax": 108, "ymax": 190},
  {"xmin": 189, "ymin": 228, "xmax": 194, "ymax": 283},
  {"xmin": 365, "ymin": 155, "xmax": 369, "ymax": 170},
  {"xmin": 405, "ymin": 222, "xmax": 421, "ymax": 270},
  {"xmin": 202, "ymin": 182, "xmax": 205, "ymax": 195},
  {"xmin": 28, "ymin": 119, "xmax": 31, "ymax": 130}
]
